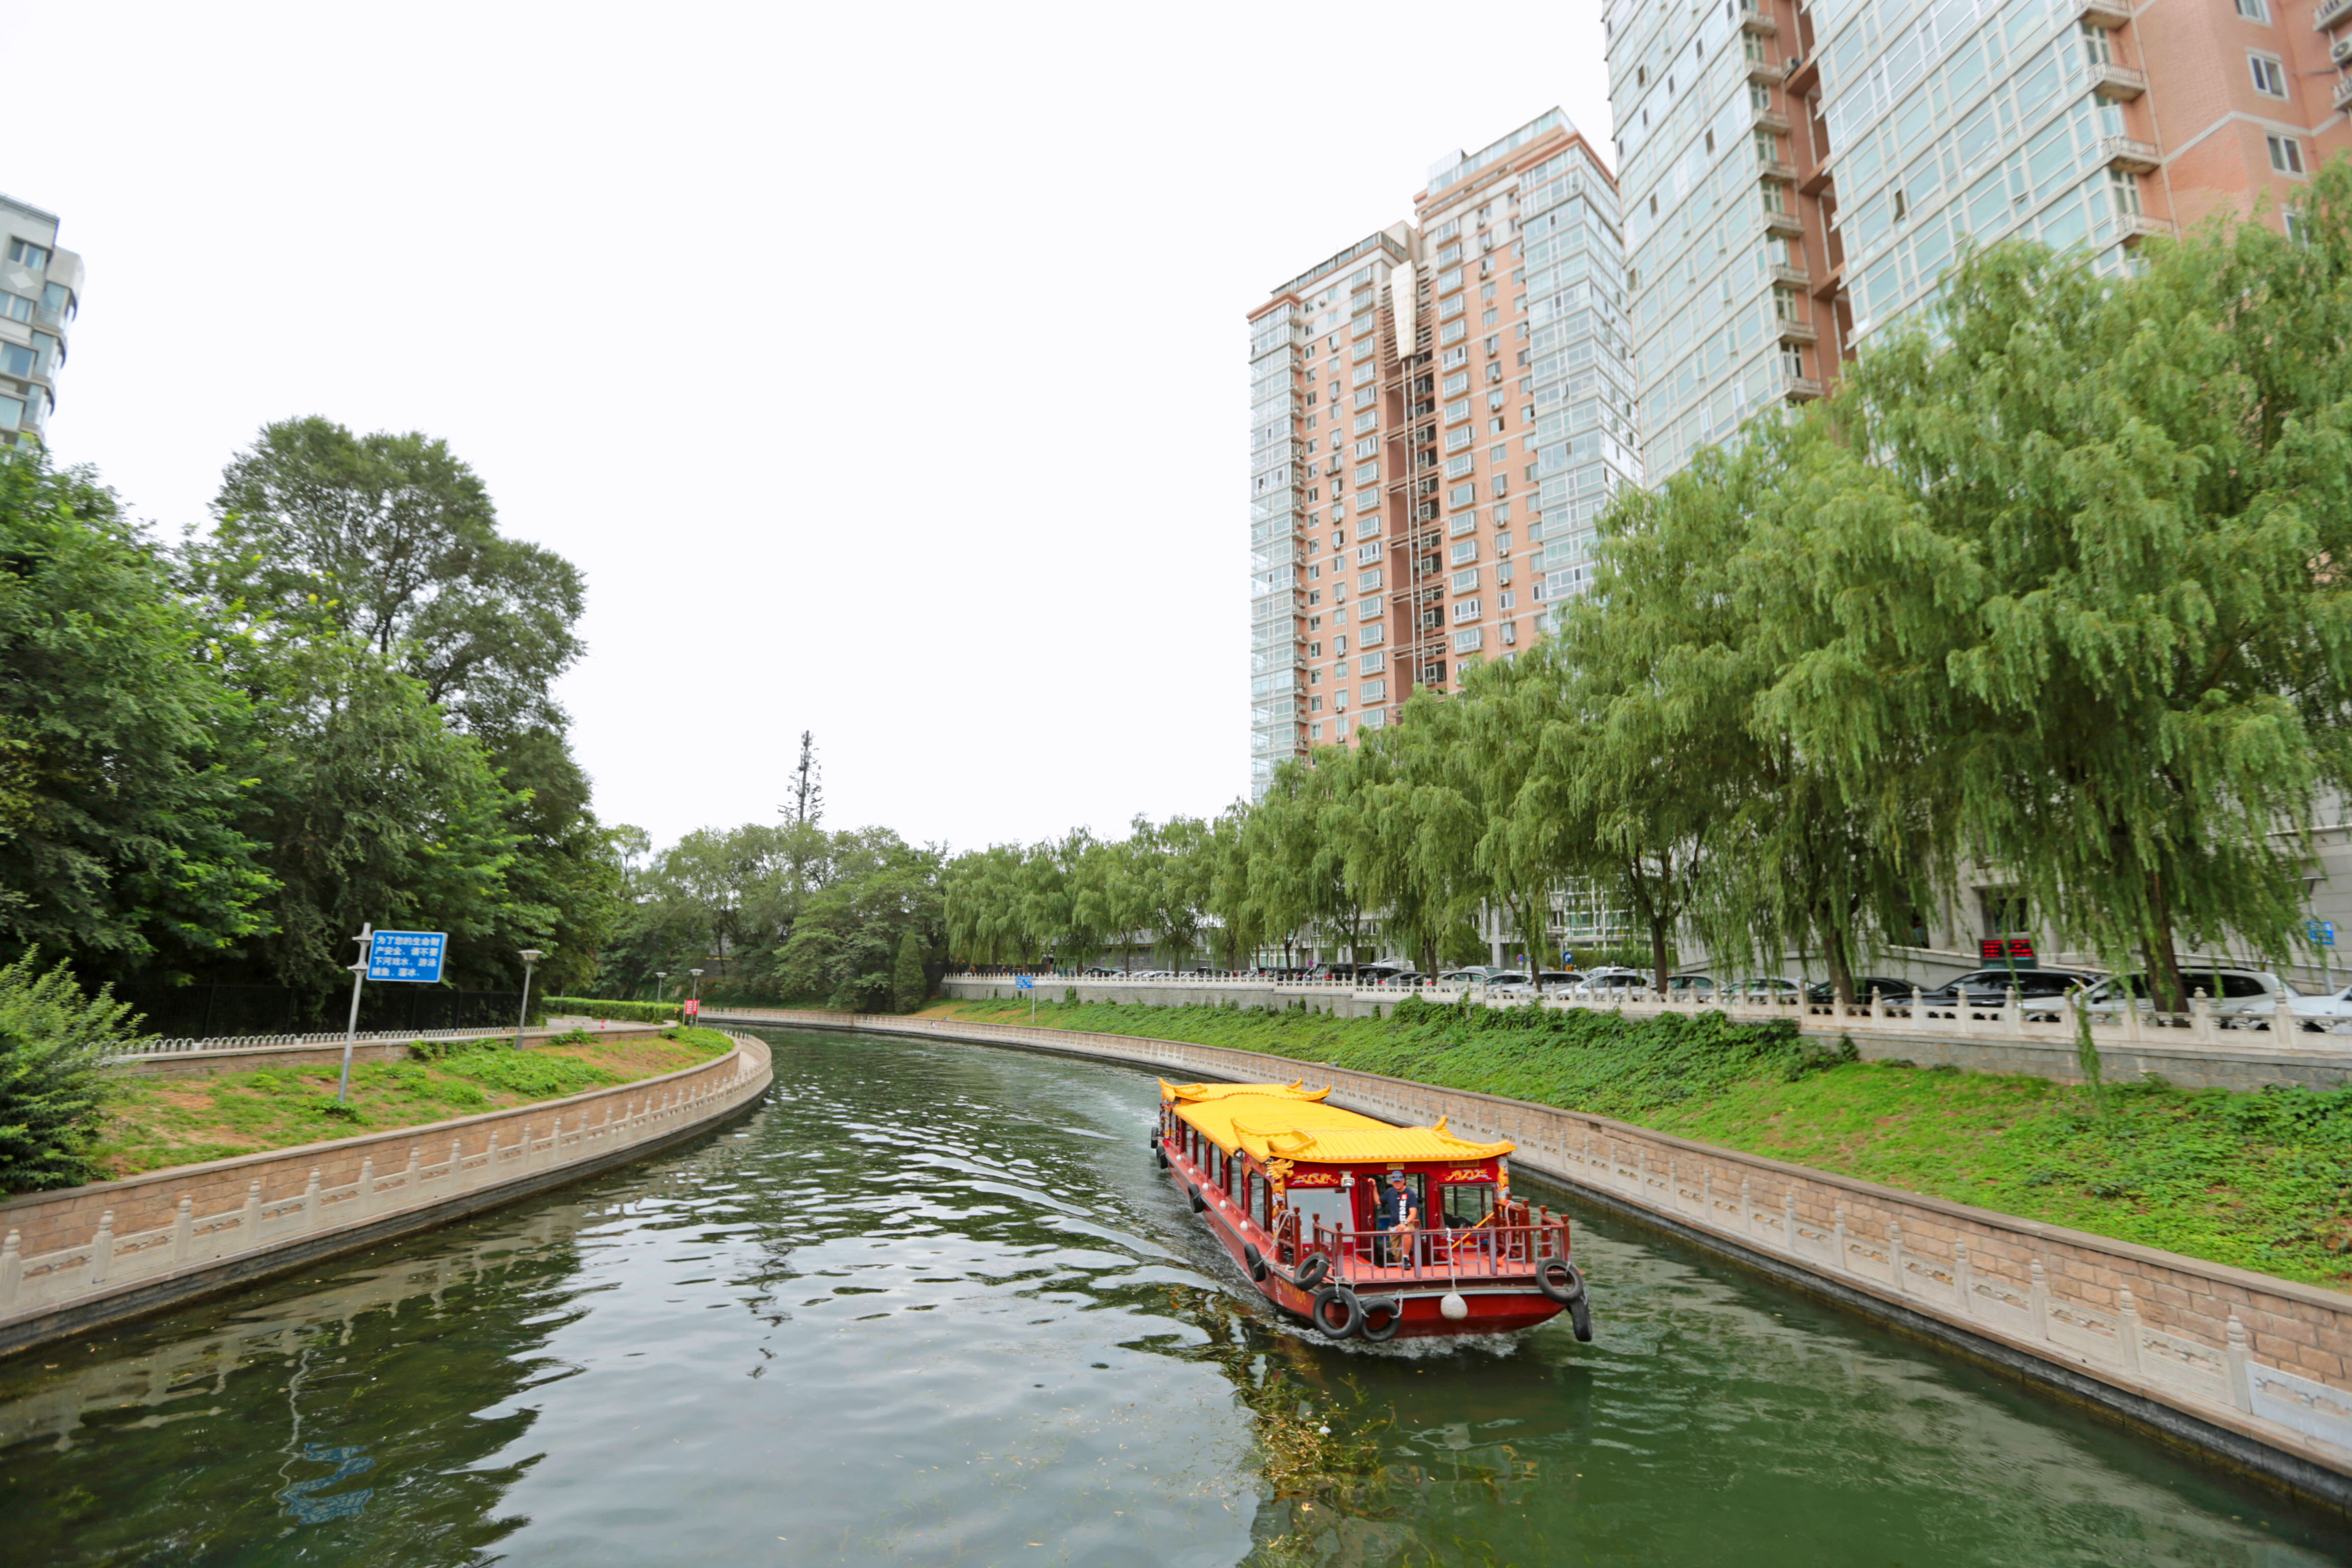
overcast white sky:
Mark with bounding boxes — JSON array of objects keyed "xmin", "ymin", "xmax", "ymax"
[{"xmin": 4, "ymin": 1, "xmax": 1612, "ymax": 856}]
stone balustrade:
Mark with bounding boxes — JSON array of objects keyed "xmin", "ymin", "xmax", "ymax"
[
  {"xmin": 937, "ymin": 975, "xmax": 2352, "ymax": 1092},
  {"xmin": 0, "ymin": 1032, "xmax": 773, "ymax": 1355},
  {"xmin": 714, "ymin": 1006, "xmax": 2352, "ymax": 1502}
]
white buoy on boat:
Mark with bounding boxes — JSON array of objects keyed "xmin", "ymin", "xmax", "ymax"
[{"xmin": 1440, "ymin": 1292, "xmax": 1468, "ymax": 1321}]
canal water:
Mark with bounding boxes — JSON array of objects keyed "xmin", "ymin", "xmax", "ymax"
[{"xmin": 5, "ymin": 1026, "xmax": 2348, "ymax": 1566}]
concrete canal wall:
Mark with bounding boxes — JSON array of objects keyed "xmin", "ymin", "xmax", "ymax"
[
  {"xmin": 0, "ymin": 1033, "xmax": 775, "ymax": 1358},
  {"xmin": 721, "ymin": 1006, "xmax": 2352, "ymax": 1508},
  {"xmin": 940, "ymin": 975, "xmax": 2352, "ymax": 1093}
]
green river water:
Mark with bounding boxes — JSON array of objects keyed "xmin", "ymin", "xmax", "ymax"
[{"xmin": 3, "ymin": 1025, "xmax": 2347, "ymax": 1566}]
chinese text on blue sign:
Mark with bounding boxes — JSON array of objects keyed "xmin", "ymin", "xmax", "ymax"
[
  {"xmin": 1015, "ymin": 976, "xmax": 1034, "ymax": 990},
  {"xmin": 366, "ymin": 930, "xmax": 448, "ymax": 983}
]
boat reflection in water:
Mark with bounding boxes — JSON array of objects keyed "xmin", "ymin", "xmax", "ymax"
[{"xmin": 1156, "ymin": 1080, "xmax": 1593, "ymax": 1343}]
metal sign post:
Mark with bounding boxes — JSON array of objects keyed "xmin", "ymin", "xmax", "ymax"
[
  {"xmin": 337, "ymin": 923, "xmax": 373, "ymax": 1104},
  {"xmin": 339, "ymin": 927, "xmax": 449, "ymax": 1103},
  {"xmin": 2311, "ymin": 919, "xmax": 2337, "ymax": 993},
  {"xmin": 1017, "ymin": 973, "xmax": 1035, "ymax": 1022}
]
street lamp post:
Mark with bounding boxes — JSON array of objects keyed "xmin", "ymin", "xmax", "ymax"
[
  {"xmin": 516, "ymin": 949, "xmax": 545, "ymax": 1050},
  {"xmin": 654, "ymin": 971, "xmax": 669, "ymax": 1003},
  {"xmin": 689, "ymin": 967, "xmax": 704, "ymax": 1025}
]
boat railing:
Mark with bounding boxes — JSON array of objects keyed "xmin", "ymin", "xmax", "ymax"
[{"xmin": 1297, "ymin": 1217, "xmax": 1571, "ymax": 1286}]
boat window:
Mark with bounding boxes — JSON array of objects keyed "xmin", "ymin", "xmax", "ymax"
[
  {"xmin": 1250, "ymin": 1172, "xmax": 1269, "ymax": 1228},
  {"xmin": 1291, "ymin": 1186, "xmax": 1352, "ymax": 1237},
  {"xmin": 1442, "ymin": 1183, "xmax": 1497, "ymax": 1229}
]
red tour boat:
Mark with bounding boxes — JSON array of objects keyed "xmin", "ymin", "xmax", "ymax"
[{"xmin": 1155, "ymin": 1079, "xmax": 1592, "ymax": 1342}]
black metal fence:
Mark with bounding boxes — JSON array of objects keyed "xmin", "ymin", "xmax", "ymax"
[{"xmin": 111, "ymin": 983, "xmax": 527, "ymax": 1041}]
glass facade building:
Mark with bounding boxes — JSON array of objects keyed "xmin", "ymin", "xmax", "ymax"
[
  {"xmin": 1610, "ymin": 0, "xmax": 2350, "ymax": 482},
  {"xmin": 1246, "ymin": 112, "xmax": 1637, "ymax": 795},
  {"xmin": 0, "ymin": 195, "xmax": 80, "ymax": 451}
]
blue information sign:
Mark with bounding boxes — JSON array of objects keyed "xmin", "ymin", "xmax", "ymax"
[
  {"xmin": 2311, "ymin": 920, "xmax": 2337, "ymax": 949},
  {"xmin": 366, "ymin": 930, "xmax": 447, "ymax": 983},
  {"xmin": 1015, "ymin": 975, "xmax": 1035, "ymax": 990}
]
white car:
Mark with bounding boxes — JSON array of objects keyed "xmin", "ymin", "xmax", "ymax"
[
  {"xmin": 2235, "ymin": 978, "xmax": 2351, "ymax": 1032},
  {"xmin": 2084, "ymin": 969, "xmax": 2302, "ymax": 1028},
  {"xmin": 1565, "ymin": 967, "xmax": 1649, "ymax": 999}
]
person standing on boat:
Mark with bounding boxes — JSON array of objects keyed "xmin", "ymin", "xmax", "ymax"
[{"xmin": 1382, "ymin": 1174, "xmax": 1419, "ymax": 1267}]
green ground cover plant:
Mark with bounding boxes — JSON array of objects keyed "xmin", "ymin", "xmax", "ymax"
[
  {"xmin": 90, "ymin": 1025, "xmax": 734, "ymax": 1180},
  {"xmin": 934, "ymin": 995, "xmax": 2352, "ymax": 1288}
]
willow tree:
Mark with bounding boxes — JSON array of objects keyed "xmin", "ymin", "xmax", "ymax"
[
  {"xmin": 943, "ymin": 843, "xmax": 1034, "ymax": 965},
  {"xmin": 1760, "ymin": 166, "xmax": 2352, "ymax": 1007}
]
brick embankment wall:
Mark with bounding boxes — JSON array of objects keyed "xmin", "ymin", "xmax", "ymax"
[
  {"xmin": 0, "ymin": 1033, "xmax": 774, "ymax": 1357},
  {"xmin": 718, "ymin": 1006, "xmax": 2352, "ymax": 1507}
]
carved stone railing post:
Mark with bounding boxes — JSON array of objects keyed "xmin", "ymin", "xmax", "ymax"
[
  {"xmin": 241, "ymin": 1179, "xmax": 262, "ymax": 1242},
  {"xmin": 1888, "ymin": 1219, "xmax": 1908, "ymax": 1292},
  {"xmin": 1832, "ymin": 1204, "xmax": 1850, "ymax": 1273},
  {"xmin": 356, "ymin": 1157, "xmax": 377, "ymax": 1219},
  {"xmin": 1953, "ymin": 1240, "xmax": 1975, "ymax": 1315},
  {"xmin": 172, "ymin": 1195, "xmax": 194, "ymax": 1264},
  {"xmin": 2118, "ymin": 1286, "xmax": 2144, "ymax": 1377},
  {"xmin": 2029, "ymin": 1259, "xmax": 2051, "ymax": 1340},
  {"xmin": 1781, "ymin": 1192, "xmax": 1799, "ymax": 1255},
  {"xmin": 89, "ymin": 1210, "xmax": 115, "ymax": 1285},
  {"xmin": 0, "ymin": 1228, "xmax": 18, "ymax": 1308},
  {"xmin": 302, "ymin": 1169, "xmax": 323, "ymax": 1232},
  {"xmin": 2225, "ymin": 1315, "xmax": 2255, "ymax": 1411}
]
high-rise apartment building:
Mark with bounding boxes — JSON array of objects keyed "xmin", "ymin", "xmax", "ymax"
[
  {"xmin": 1612, "ymin": 0, "xmax": 2351, "ymax": 482},
  {"xmin": 1246, "ymin": 112, "xmax": 1638, "ymax": 795},
  {"xmin": 0, "ymin": 197, "xmax": 80, "ymax": 451}
]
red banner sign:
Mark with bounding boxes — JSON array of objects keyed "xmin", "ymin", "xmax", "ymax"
[
  {"xmin": 1978, "ymin": 938, "xmax": 2035, "ymax": 964},
  {"xmin": 683, "ymin": 998, "xmax": 701, "ymax": 1017}
]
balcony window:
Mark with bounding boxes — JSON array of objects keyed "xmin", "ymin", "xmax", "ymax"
[
  {"xmin": 5, "ymin": 240, "xmax": 47, "ymax": 271},
  {"xmin": 2109, "ymin": 169, "xmax": 2142, "ymax": 217},
  {"xmin": 1452, "ymin": 628, "xmax": 1485, "ymax": 653},
  {"xmin": 0, "ymin": 292, "xmax": 28, "ymax": 323},
  {"xmin": 1451, "ymin": 537, "xmax": 1479, "ymax": 564}
]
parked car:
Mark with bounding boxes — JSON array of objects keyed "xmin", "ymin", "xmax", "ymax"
[
  {"xmin": 1914, "ymin": 968, "xmax": 2098, "ymax": 1016},
  {"xmin": 1532, "ymin": 970, "xmax": 1584, "ymax": 996},
  {"xmin": 1664, "ymin": 974, "xmax": 1716, "ymax": 1000},
  {"xmin": 1437, "ymin": 969, "xmax": 1492, "ymax": 986},
  {"xmin": 1565, "ymin": 967, "xmax": 1649, "ymax": 999},
  {"xmin": 1803, "ymin": 977, "xmax": 1918, "ymax": 1007},
  {"xmin": 1730, "ymin": 977, "xmax": 1804, "ymax": 1003},
  {"xmin": 2155, "ymin": 971, "xmax": 2316, "ymax": 1029},
  {"xmin": 1485, "ymin": 970, "xmax": 1540, "ymax": 998}
]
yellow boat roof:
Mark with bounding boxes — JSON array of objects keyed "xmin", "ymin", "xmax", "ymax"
[
  {"xmin": 1163, "ymin": 1081, "xmax": 1513, "ymax": 1165},
  {"xmin": 1159, "ymin": 1079, "xmax": 1329, "ymax": 1104}
]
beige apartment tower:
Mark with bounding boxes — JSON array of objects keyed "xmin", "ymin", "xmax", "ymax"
[{"xmin": 1246, "ymin": 112, "xmax": 1639, "ymax": 794}]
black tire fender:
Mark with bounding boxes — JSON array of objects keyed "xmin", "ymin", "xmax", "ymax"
[
  {"xmin": 1311, "ymin": 1285, "xmax": 1362, "ymax": 1340},
  {"xmin": 1292, "ymin": 1253, "xmax": 1331, "ymax": 1290},
  {"xmin": 1155, "ymin": 1144, "xmax": 1168, "ymax": 1169},
  {"xmin": 1569, "ymin": 1292, "xmax": 1594, "ymax": 1342},
  {"xmin": 1358, "ymin": 1296, "xmax": 1403, "ymax": 1342},
  {"xmin": 1537, "ymin": 1259, "xmax": 1585, "ymax": 1305},
  {"xmin": 1243, "ymin": 1243, "xmax": 1270, "ymax": 1283},
  {"xmin": 1187, "ymin": 1186, "xmax": 1206, "ymax": 1213}
]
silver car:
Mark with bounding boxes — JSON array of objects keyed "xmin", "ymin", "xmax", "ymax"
[{"xmin": 2086, "ymin": 969, "xmax": 2301, "ymax": 1028}]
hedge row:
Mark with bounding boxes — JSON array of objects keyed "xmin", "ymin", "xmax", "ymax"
[{"xmin": 540, "ymin": 996, "xmax": 681, "ymax": 1025}]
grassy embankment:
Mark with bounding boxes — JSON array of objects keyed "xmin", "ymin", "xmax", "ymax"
[
  {"xmin": 92, "ymin": 1026, "xmax": 737, "ymax": 1179},
  {"xmin": 926, "ymin": 994, "xmax": 2352, "ymax": 1288}
]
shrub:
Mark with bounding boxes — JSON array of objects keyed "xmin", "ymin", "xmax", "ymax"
[
  {"xmin": 541, "ymin": 996, "xmax": 680, "ymax": 1025},
  {"xmin": 0, "ymin": 951, "xmax": 148, "ymax": 1193},
  {"xmin": 892, "ymin": 930, "xmax": 928, "ymax": 1013}
]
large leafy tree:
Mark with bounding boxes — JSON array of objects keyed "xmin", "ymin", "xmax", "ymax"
[
  {"xmin": 200, "ymin": 417, "xmax": 584, "ymax": 737},
  {"xmin": 0, "ymin": 457, "xmax": 272, "ymax": 981},
  {"xmin": 1752, "ymin": 170, "xmax": 2352, "ymax": 1007}
]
